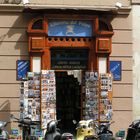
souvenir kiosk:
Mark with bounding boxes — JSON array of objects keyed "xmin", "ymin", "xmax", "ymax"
[{"xmin": 19, "ymin": 14, "xmax": 114, "ymax": 137}]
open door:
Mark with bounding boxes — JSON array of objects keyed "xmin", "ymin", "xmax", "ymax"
[{"xmin": 55, "ymin": 71, "xmax": 81, "ymax": 134}]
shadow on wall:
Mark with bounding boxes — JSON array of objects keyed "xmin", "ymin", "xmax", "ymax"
[
  {"xmin": 0, "ymin": 12, "xmax": 42, "ymax": 57},
  {"xmin": 0, "ymin": 100, "xmax": 11, "ymax": 132}
]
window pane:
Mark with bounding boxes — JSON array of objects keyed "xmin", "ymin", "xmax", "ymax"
[{"xmin": 32, "ymin": 19, "xmax": 43, "ymax": 30}]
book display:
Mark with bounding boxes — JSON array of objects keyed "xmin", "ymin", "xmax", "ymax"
[
  {"xmin": 41, "ymin": 70, "xmax": 56, "ymax": 129},
  {"xmin": 83, "ymin": 72, "xmax": 113, "ymax": 122},
  {"xmin": 20, "ymin": 72, "xmax": 41, "ymax": 121}
]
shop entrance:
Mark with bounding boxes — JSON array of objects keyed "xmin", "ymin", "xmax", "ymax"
[{"xmin": 55, "ymin": 71, "xmax": 81, "ymax": 134}]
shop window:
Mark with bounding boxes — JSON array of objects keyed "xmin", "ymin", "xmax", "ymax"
[
  {"xmin": 32, "ymin": 57, "xmax": 41, "ymax": 72},
  {"xmin": 32, "ymin": 19, "xmax": 43, "ymax": 30},
  {"xmin": 99, "ymin": 57, "xmax": 107, "ymax": 73}
]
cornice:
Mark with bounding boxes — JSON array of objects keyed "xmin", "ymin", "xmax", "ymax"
[{"xmin": 0, "ymin": 4, "xmax": 132, "ymax": 14}]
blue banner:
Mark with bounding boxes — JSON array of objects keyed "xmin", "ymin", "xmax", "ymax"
[
  {"xmin": 48, "ymin": 20, "xmax": 92, "ymax": 37},
  {"xmin": 17, "ymin": 60, "xmax": 30, "ymax": 80},
  {"xmin": 109, "ymin": 61, "xmax": 121, "ymax": 81}
]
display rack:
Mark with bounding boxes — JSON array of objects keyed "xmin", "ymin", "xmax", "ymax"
[
  {"xmin": 99, "ymin": 73, "xmax": 113, "ymax": 122},
  {"xmin": 83, "ymin": 72, "xmax": 113, "ymax": 123},
  {"xmin": 40, "ymin": 70, "xmax": 56, "ymax": 129},
  {"xmin": 19, "ymin": 72, "xmax": 41, "ymax": 121}
]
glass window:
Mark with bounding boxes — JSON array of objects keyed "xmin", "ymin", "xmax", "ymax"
[{"xmin": 32, "ymin": 19, "xmax": 43, "ymax": 30}]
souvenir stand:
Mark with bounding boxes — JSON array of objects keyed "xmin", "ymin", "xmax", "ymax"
[
  {"xmin": 83, "ymin": 72, "xmax": 113, "ymax": 124},
  {"xmin": 19, "ymin": 71, "xmax": 113, "ymax": 138},
  {"xmin": 19, "ymin": 70, "xmax": 57, "ymax": 138},
  {"xmin": 19, "ymin": 72, "xmax": 42, "ymax": 138},
  {"xmin": 40, "ymin": 70, "xmax": 56, "ymax": 129},
  {"xmin": 20, "ymin": 72, "xmax": 41, "ymax": 121}
]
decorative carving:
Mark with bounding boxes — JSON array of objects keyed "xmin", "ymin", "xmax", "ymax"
[
  {"xmin": 31, "ymin": 37, "xmax": 45, "ymax": 50},
  {"xmin": 96, "ymin": 38, "xmax": 111, "ymax": 53}
]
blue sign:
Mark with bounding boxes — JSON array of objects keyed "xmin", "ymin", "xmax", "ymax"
[
  {"xmin": 34, "ymin": 129, "xmax": 43, "ymax": 137},
  {"xmin": 17, "ymin": 60, "xmax": 30, "ymax": 80},
  {"xmin": 109, "ymin": 61, "xmax": 121, "ymax": 81},
  {"xmin": 11, "ymin": 129, "xmax": 19, "ymax": 136},
  {"xmin": 48, "ymin": 20, "xmax": 92, "ymax": 37}
]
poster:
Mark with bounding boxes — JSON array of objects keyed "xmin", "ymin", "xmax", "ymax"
[
  {"xmin": 110, "ymin": 61, "xmax": 121, "ymax": 81},
  {"xmin": 17, "ymin": 60, "xmax": 30, "ymax": 80}
]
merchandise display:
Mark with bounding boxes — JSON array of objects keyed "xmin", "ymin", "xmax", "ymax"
[
  {"xmin": 19, "ymin": 70, "xmax": 113, "ymax": 133},
  {"xmin": 41, "ymin": 70, "xmax": 56, "ymax": 129},
  {"xmin": 20, "ymin": 72, "xmax": 41, "ymax": 121},
  {"xmin": 84, "ymin": 72, "xmax": 99, "ymax": 121},
  {"xmin": 99, "ymin": 73, "xmax": 113, "ymax": 121},
  {"xmin": 83, "ymin": 72, "xmax": 113, "ymax": 122}
]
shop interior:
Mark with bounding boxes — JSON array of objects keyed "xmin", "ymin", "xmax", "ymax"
[{"xmin": 55, "ymin": 72, "xmax": 82, "ymax": 134}]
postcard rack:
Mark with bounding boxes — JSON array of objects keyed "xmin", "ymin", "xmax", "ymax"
[
  {"xmin": 83, "ymin": 72, "xmax": 113, "ymax": 123},
  {"xmin": 19, "ymin": 70, "xmax": 56, "ymax": 130},
  {"xmin": 20, "ymin": 72, "xmax": 41, "ymax": 121}
]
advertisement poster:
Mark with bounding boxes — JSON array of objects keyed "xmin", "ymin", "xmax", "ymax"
[
  {"xmin": 110, "ymin": 61, "xmax": 121, "ymax": 81},
  {"xmin": 17, "ymin": 60, "xmax": 30, "ymax": 80}
]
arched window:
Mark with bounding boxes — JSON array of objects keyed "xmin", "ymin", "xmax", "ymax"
[
  {"xmin": 32, "ymin": 19, "xmax": 43, "ymax": 30},
  {"xmin": 99, "ymin": 19, "xmax": 113, "ymax": 31}
]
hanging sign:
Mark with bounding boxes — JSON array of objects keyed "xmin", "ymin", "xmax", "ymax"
[
  {"xmin": 17, "ymin": 60, "xmax": 30, "ymax": 80},
  {"xmin": 109, "ymin": 61, "xmax": 121, "ymax": 81},
  {"xmin": 48, "ymin": 20, "xmax": 93, "ymax": 37}
]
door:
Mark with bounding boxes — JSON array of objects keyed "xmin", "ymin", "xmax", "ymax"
[{"xmin": 55, "ymin": 71, "xmax": 81, "ymax": 134}]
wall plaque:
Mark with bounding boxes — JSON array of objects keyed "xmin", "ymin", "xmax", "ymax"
[
  {"xmin": 17, "ymin": 60, "xmax": 30, "ymax": 80},
  {"xmin": 109, "ymin": 61, "xmax": 121, "ymax": 81},
  {"xmin": 51, "ymin": 49, "xmax": 89, "ymax": 70}
]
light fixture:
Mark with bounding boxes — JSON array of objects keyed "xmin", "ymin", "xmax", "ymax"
[
  {"xmin": 22, "ymin": 0, "xmax": 29, "ymax": 5},
  {"xmin": 115, "ymin": 2, "xmax": 122, "ymax": 8}
]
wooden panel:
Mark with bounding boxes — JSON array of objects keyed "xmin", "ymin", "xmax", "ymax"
[
  {"xmin": 110, "ymin": 57, "xmax": 133, "ymax": 70},
  {"xmin": 47, "ymin": 37, "xmax": 92, "ymax": 47},
  {"xmin": 113, "ymin": 84, "xmax": 132, "ymax": 97},
  {"xmin": 0, "ymin": 28, "xmax": 28, "ymax": 42},
  {"xmin": 96, "ymin": 38, "xmax": 111, "ymax": 53},
  {"xmin": 111, "ymin": 44, "xmax": 132, "ymax": 57},
  {"xmin": 0, "ymin": 98, "xmax": 19, "ymax": 111},
  {"xmin": 0, "ymin": 56, "xmax": 29, "ymax": 69},
  {"xmin": 0, "ymin": 70, "xmax": 19, "ymax": 83},
  {"xmin": 112, "ymin": 30, "xmax": 132, "ymax": 44},
  {"xmin": 112, "ymin": 98, "xmax": 132, "ymax": 110},
  {"xmin": 111, "ymin": 111, "xmax": 132, "ymax": 133},
  {"xmin": 0, "ymin": 42, "xmax": 28, "ymax": 56},
  {"xmin": 0, "ymin": 84, "xmax": 20, "ymax": 97},
  {"xmin": 31, "ymin": 37, "xmax": 45, "ymax": 50}
]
